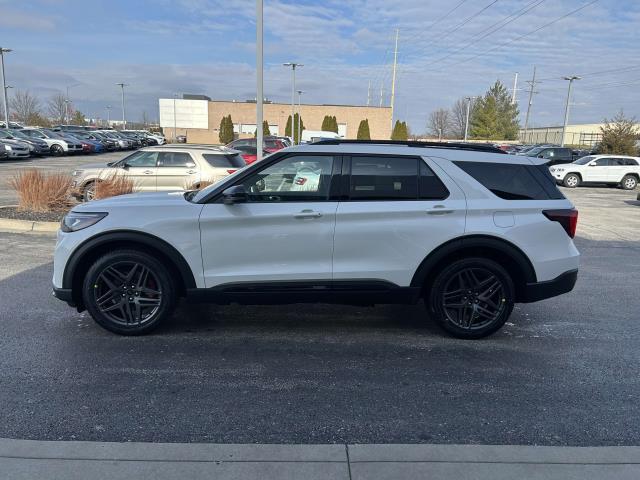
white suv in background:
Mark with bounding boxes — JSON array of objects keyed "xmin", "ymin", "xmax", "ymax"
[
  {"xmin": 21, "ymin": 128, "xmax": 83, "ymax": 156},
  {"xmin": 53, "ymin": 140, "xmax": 580, "ymax": 339},
  {"xmin": 550, "ymin": 155, "xmax": 640, "ymax": 189}
]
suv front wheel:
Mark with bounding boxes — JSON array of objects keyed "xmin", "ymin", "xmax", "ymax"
[
  {"xmin": 428, "ymin": 258, "xmax": 515, "ymax": 339},
  {"xmin": 563, "ymin": 173, "xmax": 580, "ymax": 188},
  {"xmin": 82, "ymin": 250, "xmax": 177, "ymax": 335}
]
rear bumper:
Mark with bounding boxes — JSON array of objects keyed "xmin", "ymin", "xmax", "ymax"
[{"xmin": 521, "ymin": 269, "xmax": 578, "ymax": 303}]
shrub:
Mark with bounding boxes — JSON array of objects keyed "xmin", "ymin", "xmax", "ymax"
[
  {"xmin": 93, "ymin": 174, "xmax": 136, "ymax": 200},
  {"xmin": 9, "ymin": 169, "xmax": 72, "ymax": 212}
]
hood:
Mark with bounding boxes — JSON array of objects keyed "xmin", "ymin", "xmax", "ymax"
[
  {"xmin": 73, "ymin": 191, "xmax": 189, "ymax": 211},
  {"xmin": 75, "ymin": 162, "xmax": 112, "ymax": 170},
  {"xmin": 0, "ymin": 138, "xmax": 29, "ymax": 148}
]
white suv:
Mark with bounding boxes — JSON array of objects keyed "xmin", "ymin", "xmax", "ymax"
[
  {"xmin": 550, "ymin": 155, "xmax": 640, "ymax": 189},
  {"xmin": 52, "ymin": 141, "xmax": 580, "ymax": 339}
]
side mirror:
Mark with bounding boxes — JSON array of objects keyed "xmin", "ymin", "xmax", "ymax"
[
  {"xmin": 222, "ymin": 185, "xmax": 247, "ymax": 205},
  {"xmin": 185, "ymin": 161, "xmax": 196, "ymax": 168},
  {"xmin": 121, "ymin": 163, "xmax": 130, "ymax": 170},
  {"xmin": 537, "ymin": 154, "xmax": 544, "ymax": 158},
  {"xmin": 588, "ymin": 163, "xmax": 596, "ymax": 166}
]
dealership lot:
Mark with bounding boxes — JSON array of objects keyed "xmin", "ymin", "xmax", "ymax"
[{"xmin": 0, "ymin": 174, "xmax": 638, "ymax": 445}]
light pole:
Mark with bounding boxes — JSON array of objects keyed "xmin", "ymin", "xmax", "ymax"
[
  {"xmin": 283, "ymin": 62, "xmax": 302, "ymax": 143},
  {"xmin": 297, "ymin": 90, "xmax": 304, "ymax": 144},
  {"xmin": 561, "ymin": 76, "xmax": 580, "ymax": 147},
  {"xmin": 116, "ymin": 83, "xmax": 128, "ymax": 129},
  {"xmin": 463, "ymin": 96, "xmax": 476, "ymax": 142},
  {"xmin": 106, "ymin": 105, "xmax": 111, "ymax": 127},
  {"xmin": 256, "ymin": 0, "xmax": 264, "ymax": 161},
  {"xmin": 0, "ymin": 47, "xmax": 12, "ymax": 129},
  {"xmin": 63, "ymin": 99, "xmax": 71, "ymax": 124},
  {"xmin": 65, "ymin": 83, "xmax": 80, "ymax": 125},
  {"xmin": 173, "ymin": 93, "xmax": 178, "ymax": 142}
]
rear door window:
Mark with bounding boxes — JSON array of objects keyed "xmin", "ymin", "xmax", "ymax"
[
  {"xmin": 453, "ymin": 161, "xmax": 564, "ymax": 200},
  {"xmin": 593, "ymin": 158, "xmax": 610, "ymax": 166},
  {"xmin": 158, "ymin": 152, "xmax": 194, "ymax": 167},
  {"xmin": 202, "ymin": 153, "xmax": 246, "ymax": 168},
  {"xmin": 349, "ymin": 156, "xmax": 418, "ymax": 200}
]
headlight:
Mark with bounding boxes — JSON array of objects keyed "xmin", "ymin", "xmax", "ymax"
[
  {"xmin": 71, "ymin": 170, "xmax": 83, "ymax": 176},
  {"xmin": 4, "ymin": 144, "xmax": 12, "ymax": 151},
  {"xmin": 60, "ymin": 212, "xmax": 108, "ymax": 232}
]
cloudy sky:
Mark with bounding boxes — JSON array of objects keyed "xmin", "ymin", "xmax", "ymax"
[{"xmin": 2, "ymin": 0, "xmax": 639, "ymax": 131}]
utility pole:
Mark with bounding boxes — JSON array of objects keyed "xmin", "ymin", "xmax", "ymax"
[
  {"xmin": 367, "ymin": 80, "xmax": 371, "ymax": 107},
  {"xmin": 390, "ymin": 28, "xmax": 399, "ymax": 129},
  {"xmin": 0, "ymin": 47, "xmax": 12, "ymax": 129},
  {"xmin": 256, "ymin": 0, "xmax": 264, "ymax": 160},
  {"xmin": 173, "ymin": 93, "xmax": 178, "ymax": 142},
  {"xmin": 561, "ymin": 75, "xmax": 580, "ymax": 147},
  {"xmin": 116, "ymin": 82, "xmax": 128, "ymax": 129},
  {"xmin": 106, "ymin": 105, "xmax": 111, "ymax": 127},
  {"xmin": 379, "ymin": 84, "xmax": 384, "ymax": 107},
  {"xmin": 297, "ymin": 90, "xmax": 304, "ymax": 144},
  {"xmin": 511, "ymin": 72, "xmax": 519, "ymax": 105},
  {"xmin": 523, "ymin": 66, "xmax": 538, "ymax": 142},
  {"xmin": 283, "ymin": 63, "xmax": 302, "ymax": 143},
  {"xmin": 463, "ymin": 96, "xmax": 475, "ymax": 142}
]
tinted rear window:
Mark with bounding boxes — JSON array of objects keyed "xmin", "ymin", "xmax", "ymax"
[
  {"xmin": 454, "ymin": 161, "xmax": 565, "ymax": 200},
  {"xmin": 202, "ymin": 153, "xmax": 246, "ymax": 168}
]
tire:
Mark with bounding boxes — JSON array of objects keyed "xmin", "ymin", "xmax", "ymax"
[
  {"xmin": 427, "ymin": 257, "xmax": 515, "ymax": 339},
  {"xmin": 563, "ymin": 173, "xmax": 580, "ymax": 188},
  {"xmin": 82, "ymin": 249, "xmax": 177, "ymax": 335},
  {"xmin": 82, "ymin": 182, "xmax": 96, "ymax": 202},
  {"xmin": 621, "ymin": 175, "xmax": 638, "ymax": 190},
  {"xmin": 50, "ymin": 144, "xmax": 65, "ymax": 156}
]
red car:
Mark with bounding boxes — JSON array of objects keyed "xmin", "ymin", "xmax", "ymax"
[
  {"xmin": 230, "ymin": 145, "xmax": 269, "ymax": 165},
  {"xmin": 227, "ymin": 136, "xmax": 287, "ymax": 154}
]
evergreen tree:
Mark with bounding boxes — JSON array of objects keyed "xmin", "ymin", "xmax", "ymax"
[
  {"xmin": 357, "ymin": 119, "xmax": 371, "ymax": 140},
  {"xmin": 321, "ymin": 115, "xmax": 331, "ymax": 132},
  {"xmin": 219, "ymin": 115, "xmax": 234, "ymax": 144},
  {"xmin": 597, "ymin": 111, "xmax": 639, "ymax": 155},
  {"xmin": 71, "ymin": 110, "xmax": 86, "ymax": 126},
  {"xmin": 470, "ymin": 80, "xmax": 519, "ymax": 140},
  {"xmin": 254, "ymin": 120, "xmax": 270, "ymax": 137},
  {"xmin": 330, "ymin": 116, "xmax": 339, "ymax": 133},
  {"xmin": 285, "ymin": 114, "xmax": 305, "ymax": 144},
  {"xmin": 391, "ymin": 120, "xmax": 408, "ymax": 140},
  {"xmin": 391, "ymin": 120, "xmax": 401, "ymax": 140}
]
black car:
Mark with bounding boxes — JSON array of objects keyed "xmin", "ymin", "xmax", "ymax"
[{"xmin": 525, "ymin": 146, "xmax": 574, "ymax": 166}]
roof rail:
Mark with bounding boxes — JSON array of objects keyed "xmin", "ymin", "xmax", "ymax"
[{"xmin": 311, "ymin": 139, "xmax": 507, "ymax": 154}]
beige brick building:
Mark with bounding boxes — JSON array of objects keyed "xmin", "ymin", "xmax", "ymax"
[{"xmin": 159, "ymin": 98, "xmax": 392, "ymax": 144}]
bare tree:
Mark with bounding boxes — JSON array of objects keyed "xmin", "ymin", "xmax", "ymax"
[
  {"xmin": 450, "ymin": 98, "xmax": 467, "ymax": 139},
  {"xmin": 48, "ymin": 93, "xmax": 68, "ymax": 124},
  {"xmin": 427, "ymin": 108, "xmax": 451, "ymax": 139},
  {"xmin": 9, "ymin": 90, "xmax": 41, "ymax": 125}
]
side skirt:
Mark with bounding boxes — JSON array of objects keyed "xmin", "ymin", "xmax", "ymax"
[{"xmin": 186, "ymin": 280, "xmax": 422, "ymax": 306}]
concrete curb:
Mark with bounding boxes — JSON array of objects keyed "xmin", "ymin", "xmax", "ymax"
[{"xmin": 0, "ymin": 206, "xmax": 59, "ymax": 234}]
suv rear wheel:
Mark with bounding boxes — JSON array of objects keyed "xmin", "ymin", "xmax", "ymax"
[
  {"xmin": 428, "ymin": 257, "xmax": 515, "ymax": 339},
  {"xmin": 621, "ymin": 175, "xmax": 637, "ymax": 190},
  {"xmin": 82, "ymin": 250, "xmax": 177, "ymax": 335},
  {"xmin": 82, "ymin": 181, "xmax": 96, "ymax": 202}
]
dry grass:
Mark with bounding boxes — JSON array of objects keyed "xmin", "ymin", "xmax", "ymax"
[
  {"xmin": 9, "ymin": 169, "xmax": 73, "ymax": 212},
  {"xmin": 93, "ymin": 174, "xmax": 136, "ymax": 200}
]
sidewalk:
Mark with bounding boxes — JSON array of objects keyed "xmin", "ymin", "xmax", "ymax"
[{"xmin": 2, "ymin": 438, "xmax": 640, "ymax": 479}]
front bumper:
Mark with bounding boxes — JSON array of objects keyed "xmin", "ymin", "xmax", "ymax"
[
  {"xmin": 52, "ymin": 286, "xmax": 75, "ymax": 305},
  {"xmin": 521, "ymin": 269, "xmax": 578, "ymax": 303}
]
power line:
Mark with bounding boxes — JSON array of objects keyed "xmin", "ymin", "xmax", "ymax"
[
  {"xmin": 432, "ymin": 0, "xmax": 599, "ymax": 72},
  {"xmin": 536, "ymin": 64, "xmax": 640, "ymax": 82},
  {"xmin": 422, "ymin": 0, "xmax": 546, "ymax": 68},
  {"xmin": 401, "ymin": 0, "xmax": 471, "ymax": 45}
]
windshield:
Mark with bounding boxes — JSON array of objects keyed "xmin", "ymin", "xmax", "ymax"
[
  {"xmin": 574, "ymin": 156, "xmax": 595, "ymax": 165},
  {"xmin": 10, "ymin": 130, "xmax": 31, "ymax": 140},
  {"xmin": 525, "ymin": 147, "xmax": 545, "ymax": 156}
]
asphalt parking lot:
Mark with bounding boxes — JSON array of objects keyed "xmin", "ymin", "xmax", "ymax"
[{"xmin": 0, "ymin": 156, "xmax": 639, "ymax": 446}]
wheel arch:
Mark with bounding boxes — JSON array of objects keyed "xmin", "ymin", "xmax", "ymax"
[
  {"xmin": 410, "ymin": 235, "xmax": 537, "ymax": 302},
  {"xmin": 63, "ymin": 230, "xmax": 197, "ymax": 308}
]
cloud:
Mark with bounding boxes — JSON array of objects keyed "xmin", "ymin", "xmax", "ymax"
[{"xmin": 0, "ymin": 8, "xmax": 57, "ymax": 31}]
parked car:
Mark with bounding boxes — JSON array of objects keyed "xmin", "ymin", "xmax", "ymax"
[
  {"xmin": 88, "ymin": 132, "xmax": 118, "ymax": 151},
  {"xmin": 57, "ymin": 132, "xmax": 98, "ymax": 154},
  {"xmin": 524, "ymin": 146, "xmax": 574, "ymax": 166},
  {"xmin": 2, "ymin": 129, "xmax": 50, "ymax": 156},
  {"xmin": 96, "ymin": 130, "xmax": 132, "ymax": 150},
  {"xmin": 0, "ymin": 130, "xmax": 36, "ymax": 157},
  {"xmin": 228, "ymin": 145, "xmax": 269, "ymax": 164},
  {"xmin": 53, "ymin": 140, "xmax": 579, "ymax": 338},
  {"xmin": 227, "ymin": 136, "xmax": 288, "ymax": 153},
  {"xmin": 71, "ymin": 131, "xmax": 107, "ymax": 152},
  {"xmin": 549, "ymin": 155, "xmax": 640, "ymax": 189},
  {"xmin": 21, "ymin": 128, "xmax": 82, "ymax": 156},
  {"xmin": 70, "ymin": 145, "xmax": 246, "ymax": 202},
  {"xmin": 0, "ymin": 141, "xmax": 10, "ymax": 160}
]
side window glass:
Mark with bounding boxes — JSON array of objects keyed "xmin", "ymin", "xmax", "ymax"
[
  {"xmin": 419, "ymin": 162, "xmax": 449, "ymax": 200},
  {"xmin": 124, "ymin": 151, "xmax": 158, "ymax": 167},
  {"xmin": 350, "ymin": 156, "xmax": 418, "ymax": 200},
  {"xmin": 241, "ymin": 155, "xmax": 334, "ymax": 202},
  {"xmin": 159, "ymin": 152, "xmax": 194, "ymax": 167},
  {"xmin": 593, "ymin": 158, "xmax": 610, "ymax": 166}
]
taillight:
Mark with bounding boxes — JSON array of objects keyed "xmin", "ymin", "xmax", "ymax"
[
  {"xmin": 543, "ymin": 209, "xmax": 578, "ymax": 238},
  {"xmin": 226, "ymin": 169, "xmax": 237, "ymax": 174}
]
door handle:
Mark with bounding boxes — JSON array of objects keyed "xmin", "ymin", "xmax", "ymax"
[
  {"xmin": 294, "ymin": 210, "xmax": 323, "ymax": 219},
  {"xmin": 143, "ymin": 170, "xmax": 154, "ymax": 174},
  {"xmin": 186, "ymin": 170, "xmax": 197, "ymax": 174},
  {"xmin": 427, "ymin": 205, "xmax": 454, "ymax": 215}
]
